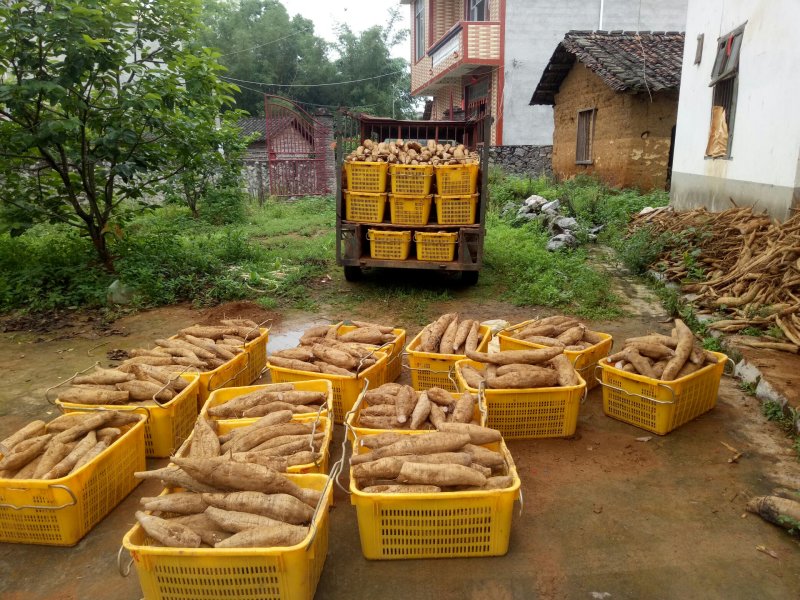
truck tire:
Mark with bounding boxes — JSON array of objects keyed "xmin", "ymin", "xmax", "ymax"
[
  {"xmin": 344, "ymin": 266, "xmax": 363, "ymax": 282},
  {"xmin": 461, "ymin": 271, "xmax": 479, "ymax": 286}
]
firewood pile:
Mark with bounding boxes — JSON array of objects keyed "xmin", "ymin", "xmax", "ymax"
[{"xmin": 629, "ymin": 206, "xmax": 800, "ymax": 353}]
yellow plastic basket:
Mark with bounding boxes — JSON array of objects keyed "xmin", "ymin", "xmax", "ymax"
[
  {"xmin": 405, "ymin": 325, "xmax": 492, "ymax": 392},
  {"xmin": 389, "ymin": 164, "xmax": 434, "ymax": 195},
  {"xmin": 367, "ymin": 229, "xmax": 411, "ymax": 260},
  {"xmin": 455, "ymin": 359, "xmax": 587, "ymax": 440},
  {"xmin": 345, "ymin": 387, "xmax": 487, "ymax": 440},
  {"xmin": 0, "ymin": 415, "xmax": 146, "ymax": 546},
  {"xmin": 596, "ymin": 351, "xmax": 728, "ymax": 435},
  {"xmin": 434, "ymin": 193, "xmax": 478, "ymax": 225},
  {"xmin": 202, "ymin": 379, "xmax": 334, "ymax": 424},
  {"xmin": 388, "ymin": 194, "xmax": 433, "ymax": 225},
  {"xmin": 195, "ymin": 351, "xmax": 251, "ymax": 407},
  {"xmin": 268, "ymin": 352, "xmax": 388, "ymax": 423},
  {"xmin": 345, "ymin": 160, "xmax": 389, "ymax": 192},
  {"xmin": 243, "ymin": 327, "xmax": 270, "ymax": 385},
  {"xmin": 349, "ymin": 437, "xmax": 520, "ymax": 560},
  {"xmin": 415, "ymin": 231, "xmax": 458, "ymax": 261},
  {"xmin": 498, "ymin": 323, "xmax": 613, "ymax": 391},
  {"xmin": 122, "ymin": 473, "xmax": 333, "ymax": 600},
  {"xmin": 178, "ymin": 411, "xmax": 332, "ymax": 475},
  {"xmin": 344, "ymin": 190, "xmax": 387, "ymax": 223},
  {"xmin": 58, "ymin": 374, "xmax": 199, "ymax": 458},
  {"xmin": 336, "ymin": 323, "xmax": 406, "ymax": 383},
  {"xmin": 435, "ymin": 163, "xmax": 479, "ymax": 195}
]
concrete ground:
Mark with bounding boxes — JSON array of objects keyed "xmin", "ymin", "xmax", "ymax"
[{"xmin": 1, "ymin": 280, "xmax": 799, "ymax": 599}]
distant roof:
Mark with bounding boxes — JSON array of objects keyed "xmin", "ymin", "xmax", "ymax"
[
  {"xmin": 530, "ymin": 30, "xmax": 685, "ymax": 105},
  {"xmin": 237, "ymin": 117, "xmax": 265, "ymax": 141}
]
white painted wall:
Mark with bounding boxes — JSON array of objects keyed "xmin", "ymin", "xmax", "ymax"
[
  {"xmin": 671, "ymin": 0, "xmax": 800, "ymax": 190},
  {"xmin": 503, "ymin": 0, "xmax": 688, "ymax": 144}
]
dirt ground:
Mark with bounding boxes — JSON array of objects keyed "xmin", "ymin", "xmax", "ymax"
[{"xmin": 1, "ymin": 279, "xmax": 799, "ymax": 599}]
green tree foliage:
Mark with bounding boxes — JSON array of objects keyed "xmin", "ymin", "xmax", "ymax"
[
  {"xmin": 201, "ymin": 1, "xmax": 413, "ymax": 117},
  {"xmin": 0, "ymin": 0, "xmax": 237, "ymax": 269}
]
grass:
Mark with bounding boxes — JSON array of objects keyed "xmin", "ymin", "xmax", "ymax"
[
  {"xmin": 0, "ymin": 173, "xmax": 665, "ymax": 322},
  {"xmin": 762, "ymin": 400, "xmax": 800, "ymax": 460}
]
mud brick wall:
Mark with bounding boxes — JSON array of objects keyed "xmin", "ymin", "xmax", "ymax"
[{"xmin": 552, "ymin": 63, "xmax": 677, "ymax": 191}]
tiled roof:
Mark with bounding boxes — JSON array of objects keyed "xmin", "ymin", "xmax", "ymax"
[
  {"xmin": 237, "ymin": 117, "xmax": 266, "ymax": 141},
  {"xmin": 530, "ymin": 30, "xmax": 685, "ymax": 105}
]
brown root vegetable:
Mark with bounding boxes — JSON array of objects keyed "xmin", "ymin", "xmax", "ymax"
[
  {"xmin": 73, "ymin": 367, "xmax": 134, "ymax": 386},
  {"xmin": 136, "ymin": 511, "xmax": 202, "ymax": 548},
  {"xmin": 0, "ymin": 420, "xmax": 46, "ymax": 453},
  {"xmin": 272, "ymin": 347, "xmax": 315, "ymax": 362},
  {"xmin": 452, "ymin": 319, "xmax": 473, "ymax": 353},
  {"xmin": 549, "ymin": 354, "xmax": 579, "ymax": 387},
  {"xmin": 141, "ymin": 492, "xmax": 208, "ymax": 515},
  {"xmin": 436, "ymin": 423, "xmax": 502, "ymax": 445},
  {"xmin": 458, "ymin": 364, "xmax": 485, "ymax": 389},
  {"xmin": 361, "ymin": 404, "xmax": 398, "ymax": 418},
  {"xmin": 350, "ymin": 320, "xmax": 395, "ymax": 334},
  {"xmin": 421, "ymin": 313, "xmax": 457, "ymax": 352},
  {"xmin": 230, "ymin": 453, "xmax": 289, "ymax": 472},
  {"xmin": 464, "ymin": 321, "xmax": 481, "ymax": 354},
  {"xmin": 182, "ymin": 334, "xmax": 235, "ymax": 361},
  {"xmin": 488, "ymin": 366, "xmax": 559, "ymax": 389},
  {"xmin": 189, "ymin": 418, "xmax": 220, "ymax": 458},
  {"xmin": 214, "ymin": 524, "xmax": 308, "ymax": 548},
  {"xmin": 117, "ymin": 380, "xmax": 174, "ymax": 403},
  {"xmin": 582, "ymin": 330, "xmax": 604, "ymax": 344},
  {"xmin": 448, "ymin": 392, "xmax": 475, "ymax": 423},
  {"xmin": 155, "ymin": 338, "xmax": 216, "ymax": 360},
  {"xmin": 350, "ymin": 432, "xmax": 471, "ymax": 465},
  {"xmin": 134, "ymin": 466, "xmax": 220, "ymax": 493},
  {"xmin": 58, "ymin": 387, "xmax": 130, "ymax": 405},
  {"xmin": 394, "ymin": 385, "xmax": 416, "ymax": 425},
  {"xmin": 225, "ymin": 421, "xmax": 312, "ymax": 454},
  {"xmin": 0, "ymin": 435, "xmax": 51, "ymax": 471},
  {"xmin": 746, "ymin": 495, "xmax": 800, "ymax": 531},
  {"xmin": 357, "ymin": 415, "xmax": 409, "ymax": 430},
  {"xmin": 620, "ymin": 349, "xmax": 656, "ymax": 379},
  {"xmin": 172, "ymin": 457, "xmax": 321, "ymax": 506},
  {"xmin": 676, "ymin": 360, "xmax": 703, "ymax": 378},
  {"xmin": 13, "ymin": 456, "xmax": 42, "ymax": 479},
  {"xmin": 427, "ymin": 403, "xmax": 447, "ymax": 428},
  {"xmin": 43, "ymin": 431, "xmax": 97, "ymax": 480},
  {"xmin": 660, "ymin": 319, "xmax": 694, "ymax": 381},
  {"xmin": 518, "ymin": 335, "xmax": 565, "ymax": 347},
  {"xmin": 337, "ymin": 327, "xmax": 383, "ymax": 345},
  {"xmin": 217, "ymin": 410, "xmax": 294, "ymax": 444},
  {"xmin": 481, "ymin": 475, "xmax": 514, "ymax": 490},
  {"xmin": 52, "ymin": 412, "xmax": 115, "ymax": 444},
  {"xmin": 361, "ymin": 392, "xmax": 397, "ymax": 405},
  {"xmin": 409, "ymin": 391, "xmax": 432, "ymax": 429},
  {"xmin": 358, "ymin": 432, "xmax": 405, "ymax": 450},
  {"xmin": 396, "ymin": 462, "xmax": 486, "ymax": 487},
  {"xmin": 626, "ymin": 342, "xmax": 675, "ymax": 360},
  {"xmin": 202, "ymin": 491, "xmax": 314, "ymax": 525},
  {"xmin": 466, "ymin": 346, "xmax": 563, "ymax": 366},
  {"xmin": 426, "ymin": 387, "xmax": 456, "ymax": 407},
  {"xmin": 267, "ymin": 356, "xmax": 321, "ymax": 373},
  {"xmin": 311, "ymin": 344, "xmax": 358, "ymax": 370},
  {"xmin": 315, "ymin": 362, "xmax": 355, "ymax": 376},
  {"xmin": 464, "ymin": 444, "xmax": 505, "ymax": 469},
  {"xmin": 203, "ymin": 506, "xmax": 285, "ymax": 532},
  {"xmin": 439, "ymin": 317, "xmax": 460, "ymax": 355},
  {"xmin": 169, "ymin": 513, "xmax": 231, "ymax": 546},
  {"xmin": 180, "ymin": 325, "xmax": 238, "ymax": 340},
  {"xmin": 556, "ymin": 325, "xmax": 585, "ymax": 346},
  {"xmin": 72, "ymin": 440, "xmax": 109, "ymax": 471}
]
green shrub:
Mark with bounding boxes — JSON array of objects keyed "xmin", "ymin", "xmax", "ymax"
[{"xmin": 199, "ymin": 187, "xmax": 247, "ymax": 225}]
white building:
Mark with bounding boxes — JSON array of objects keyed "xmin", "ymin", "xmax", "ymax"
[{"xmin": 670, "ymin": 0, "xmax": 800, "ymax": 220}]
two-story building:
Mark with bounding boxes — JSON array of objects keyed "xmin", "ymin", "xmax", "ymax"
[{"xmin": 402, "ymin": 0, "xmax": 687, "ymax": 145}]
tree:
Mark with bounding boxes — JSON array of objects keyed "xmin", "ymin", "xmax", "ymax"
[{"xmin": 0, "ymin": 0, "xmax": 237, "ymax": 270}]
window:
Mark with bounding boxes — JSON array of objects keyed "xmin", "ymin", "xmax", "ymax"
[
  {"xmin": 706, "ymin": 24, "xmax": 744, "ymax": 157},
  {"xmin": 576, "ymin": 109, "xmax": 595, "ymax": 164},
  {"xmin": 465, "ymin": 77, "xmax": 489, "ymax": 119},
  {"xmin": 468, "ymin": 0, "xmax": 488, "ymax": 21},
  {"xmin": 415, "ymin": 0, "xmax": 425, "ymax": 62}
]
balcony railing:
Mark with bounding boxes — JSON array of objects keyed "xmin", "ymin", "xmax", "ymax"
[{"xmin": 411, "ymin": 20, "xmax": 501, "ymax": 95}]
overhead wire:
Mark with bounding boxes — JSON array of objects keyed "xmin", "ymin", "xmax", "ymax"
[
  {"xmin": 219, "ymin": 69, "xmax": 406, "ymax": 88},
  {"xmin": 218, "ymin": 27, "xmax": 313, "ymax": 57}
]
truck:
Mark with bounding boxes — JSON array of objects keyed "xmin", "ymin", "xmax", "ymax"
[{"xmin": 334, "ymin": 113, "xmax": 491, "ymax": 285}]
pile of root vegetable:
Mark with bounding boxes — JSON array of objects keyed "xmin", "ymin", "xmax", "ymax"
[
  {"xmin": 354, "ymin": 383, "xmax": 479, "ymax": 430},
  {"xmin": 134, "ymin": 456, "xmax": 323, "ymax": 549},
  {"xmin": 630, "ymin": 206, "xmax": 800, "ymax": 352},
  {"xmin": 0, "ymin": 412, "xmax": 140, "ymax": 480},
  {"xmin": 503, "ymin": 315, "xmax": 605, "ymax": 350},
  {"xmin": 345, "ymin": 139, "xmax": 479, "ymax": 165},
  {"xmin": 268, "ymin": 322, "xmax": 396, "ymax": 376},
  {"xmin": 351, "ymin": 428, "xmax": 513, "ymax": 493},
  {"xmin": 179, "ymin": 407, "xmax": 324, "ymax": 472},
  {"xmin": 57, "ymin": 319, "xmax": 261, "ymax": 406},
  {"xmin": 608, "ymin": 319, "xmax": 719, "ymax": 380},
  {"xmin": 415, "ymin": 314, "xmax": 483, "ymax": 355},
  {"xmin": 207, "ymin": 383, "xmax": 328, "ymax": 419},
  {"xmin": 459, "ymin": 346, "xmax": 580, "ymax": 389}
]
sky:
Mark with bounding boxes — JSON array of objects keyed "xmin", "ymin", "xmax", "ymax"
[{"xmin": 280, "ymin": 0, "xmax": 411, "ymax": 60}]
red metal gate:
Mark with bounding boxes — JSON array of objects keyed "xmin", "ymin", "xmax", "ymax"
[{"xmin": 264, "ymin": 95, "xmax": 330, "ymax": 196}]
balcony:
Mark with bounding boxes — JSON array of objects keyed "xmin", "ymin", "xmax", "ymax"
[{"xmin": 411, "ymin": 20, "xmax": 501, "ymax": 95}]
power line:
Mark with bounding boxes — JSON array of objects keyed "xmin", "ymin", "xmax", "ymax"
[
  {"xmin": 231, "ymin": 80, "xmax": 377, "ymax": 110},
  {"xmin": 219, "ymin": 69, "xmax": 405, "ymax": 88},
  {"xmin": 219, "ymin": 27, "xmax": 313, "ymax": 57}
]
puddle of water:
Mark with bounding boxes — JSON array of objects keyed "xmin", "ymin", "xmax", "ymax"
[{"xmin": 268, "ymin": 318, "xmax": 330, "ymax": 352}]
